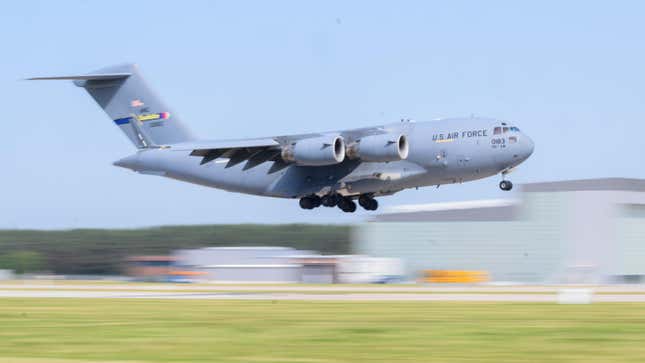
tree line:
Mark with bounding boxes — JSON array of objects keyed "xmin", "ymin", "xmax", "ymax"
[{"xmin": 0, "ymin": 224, "xmax": 352, "ymax": 275}]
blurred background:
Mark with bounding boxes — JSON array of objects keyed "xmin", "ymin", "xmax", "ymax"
[
  {"xmin": 0, "ymin": 178, "xmax": 645, "ymax": 284},
  {"xmin": 2, "ymin": 178, "xmax": 645, "ymax": 285}
]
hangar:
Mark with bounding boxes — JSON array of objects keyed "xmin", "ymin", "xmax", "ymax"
[{"xmin": 353, "ymin": 178, "xmax": 645, "ymax": 283}]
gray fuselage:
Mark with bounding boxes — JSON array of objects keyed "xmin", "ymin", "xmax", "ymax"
[{"xmin": 116, "ymin": 117, "xmax": 534, "ymax": 199}]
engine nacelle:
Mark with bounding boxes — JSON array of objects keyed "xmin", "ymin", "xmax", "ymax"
[
  {"xmin": 282, "ymin": 135, "xmax": 346, "ymax": 166},
  {"xmin": 346, "ymin": 134, "xmax": 409, "ymax": 162}
]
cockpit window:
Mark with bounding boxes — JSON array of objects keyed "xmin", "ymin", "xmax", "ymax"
[
  {"xmin": 503, "ymin": 127, "xmax": 509, "ymax": 133},
  {"xmin": 494, "ymin": 127, "xmax": 502, "ymax": 135},
  {"xmin": 509, "ymin": 136, "xmax": 518, "ymax": 144},
  {"xmin": 510, "ymin": 126, "xmax": 520, "ymax": 132}
]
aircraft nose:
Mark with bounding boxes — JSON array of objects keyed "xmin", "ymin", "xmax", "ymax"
[{"xmin": 522, "ymin": 134, "xmax": 535, "ymax": 159}]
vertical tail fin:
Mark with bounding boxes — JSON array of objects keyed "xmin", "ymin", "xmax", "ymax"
[{"xmin": 29, "ymin": 64, "xmax": 194, "ymax": 148}]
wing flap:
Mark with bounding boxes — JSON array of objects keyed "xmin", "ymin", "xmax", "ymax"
[
  {"xmin": 226, "ymin": 149, "xmax": 255, "ymax": 168},
  {"xmin": 243, "ymin": 149, "xmax": 281, "ymax": 170},
  {"xmin": 176, "ymin": 139, "xmax": 281, "ymax": 167},
  {"xmin": 198, "ymin": 149, "xmax": 229, "ymax": 165},
  {"xmin": 268, "ymin": 160, "xmax": 290, "ymax": 174}
]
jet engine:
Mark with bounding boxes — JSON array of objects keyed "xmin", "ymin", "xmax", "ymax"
[
  {"xmin": 346, "ymin": 134, "xmax": 409, "ymax": 162},
  {"xmin": 282, "ymin": 135, "xmax": 346, "ymax": 166}
]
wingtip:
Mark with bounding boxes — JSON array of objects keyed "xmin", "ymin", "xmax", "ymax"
[{"xmin": 25, "ymin": 77, "xmax": 55, "ymax": 81}]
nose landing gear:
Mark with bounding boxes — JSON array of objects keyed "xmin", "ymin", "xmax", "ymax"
[{"xmin": 499, "ymin": 180, "xmax": 513, "ymax": 191}]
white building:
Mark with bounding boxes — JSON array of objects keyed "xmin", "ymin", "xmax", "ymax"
[
  {"xmin": 174, "ymin": 246, "xmax": 403, "ymax": 283},
  {"xmin": 354, "ymin": 178, "xmax": 645, "ymax": 284},
  {"xmin": 174, "ymin": 247, "xmax": 310, "ymax": 283}
]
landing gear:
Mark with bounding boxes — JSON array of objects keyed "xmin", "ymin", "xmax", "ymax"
[
  {"xmin": 321, "ymin": 194, "xmax": 340, "ymax": 207},
  {"xmin": 337, "ymin": 197, "xmax": 357, "ymax": 213},
  {"xmin": 358, "ymin": 194, "xmax": 378, "ymax": 211},
  {"xmin": 299, "ymin": 193, "xmax": 377, "ymax": 212},
  {"xmin": 499, "ymin": 180, "xmax": 513, "ymax": 191},
  {"xmin": 299, "ymin": 195, "xmax": 322, "ymax": 209}
]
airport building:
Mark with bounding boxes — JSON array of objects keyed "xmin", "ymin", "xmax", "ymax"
[
  {"xmin": 173, "ymin": 247, "xmax": 311, "ymax": 283},
  {"xmin": 173, "ymin": 247, "xmax": 402, "ymax": 283},
  {"xmin": 353, "ymin": 178, "xmax": 645, "ymax": 284}
]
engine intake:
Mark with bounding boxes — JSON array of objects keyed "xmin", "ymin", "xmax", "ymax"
[
  {"xmin": 347, "ymin": 134, "xmax": 408, "ymax": 162},
  {"xmin": 282, "ymin": 135, "xmax": 346, "ymax": 166}
]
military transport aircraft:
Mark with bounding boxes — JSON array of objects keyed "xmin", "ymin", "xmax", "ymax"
[{"xmin": 30, "ymin": 64, "xmax": 534, "ymax": 213}]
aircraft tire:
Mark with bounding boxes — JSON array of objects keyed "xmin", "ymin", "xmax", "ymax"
[
  {"xmin": 368, "ymin": 198, "xmax": 378, "ymax": 211},
  {"xmin": 338, "ymin": 198, "xmax": 357, "ymax": 213},
  {"xmin": 358, "ymin": 194, "xmax": 371, "ymax": 208},
  {"xmin": 310, "ymin": 195, "xmax": 322, "ymax": 208},
  {"xmin": 499, "ymin": 180, "xmax": 513, "ymax": 191},
  {"xmin": 322, "ymin": 194, "xmax": 339, "ymax": 207},
  {"xmin": 359, "ymin": 195, "xmax": 378, "ymax": 211},
  {"xmin": 299, "ymin": 197, "xmax": 314, "ymax": 209}
]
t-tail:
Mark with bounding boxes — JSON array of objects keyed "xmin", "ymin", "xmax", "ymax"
[{"xmin": 28, "ymin": 63, "xmax": 194, "ymax": 148}]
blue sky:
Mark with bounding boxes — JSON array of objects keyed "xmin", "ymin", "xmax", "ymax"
[{"xmin": 1, "ymin": 1, "xmax": 644, "ymax": 228}]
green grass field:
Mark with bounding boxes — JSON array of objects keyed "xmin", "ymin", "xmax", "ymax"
[{"xmin": 1, "ymin": 299, "xmax": 645, "ymax": 363}]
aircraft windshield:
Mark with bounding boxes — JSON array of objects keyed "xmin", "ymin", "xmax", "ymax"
[{"xmin": 494, "ymin": 126, "xmax": 520, "ymax": 135}]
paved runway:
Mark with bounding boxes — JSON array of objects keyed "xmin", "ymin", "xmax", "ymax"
[
  {"xmin": 3, "ymin": 283, "xmax": 645, "ymax": 292},
  {"xmin": 2, "ymin": 282, "xmax": 645, "ymax": 301}
]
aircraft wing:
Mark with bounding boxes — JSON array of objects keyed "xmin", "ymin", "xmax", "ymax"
[
  {"xmin": 170, "ymin": 138, "xmax": 284, "ymax": 170},
  {"xmin": 274, "ymin": 125, "xmax": 390, "ymax": 144},
  {"xmin": 170, "ymin": 123, "xmax": 404, "ymax": 172},
  {"xmin": 27, "ymin": 73, "xmax": 131, "ymax": 81}
]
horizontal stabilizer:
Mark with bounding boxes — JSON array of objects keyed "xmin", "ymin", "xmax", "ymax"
[{"xmin": 27, "ymin": 73, "xmax": 131, "ymax": 81}]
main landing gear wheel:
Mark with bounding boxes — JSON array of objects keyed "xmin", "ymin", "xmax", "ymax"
[
  {"xmin": 499, "ymin": 180, "xmax": 513, "ymax": 191},
  {"xmin": 321, "ymin": 194, "xmax": 340, "ymax": 207},
  {"xmin": 358, "ymin": 195, "xmax": 379, "ymax": 211},
  {"xmin": 337, "ymin": 197, "xmax": 357, "ymax": 213},
  {"xmin": 299, "ymin": 195, "xmax": 322, "ymax": 209}
]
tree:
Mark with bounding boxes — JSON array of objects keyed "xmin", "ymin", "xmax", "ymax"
[{"xmin": 0, "ymin": 251, "xmax": 45, "ymax": 274}]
